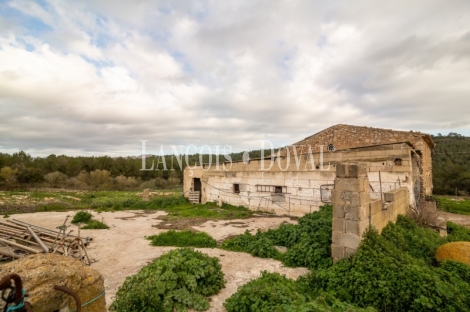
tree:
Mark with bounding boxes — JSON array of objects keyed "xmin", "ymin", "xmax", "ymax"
[
  {"xmin": 43, "ymin": 171, "xmax": 68, "ymax": 188},
  {"xmin": 0, "ymin": 166, "xmax": 18, "ymax": 185}
]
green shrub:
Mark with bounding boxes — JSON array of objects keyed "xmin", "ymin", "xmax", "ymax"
[
  {"xmin": 221, "ymin": 204, "xmax": 333, "ymax": 269},
  {"xmin": 71, "ymin": 211, "xmax": 93, "ymax": 224},
  {"xmin": 148, "ymin": 230, "xmax": 217, "ymax": 248},
  {"xmin": 221, "ymin": 230, "xmax": 280, "ymax": 259},
  {"xmin": 285, "ymin": 293, "xmax": 376, "ymax": 312},
  {"xmin": 440, "ymin": 260, "xmax": 470, "ymax": 283},
  {"xmin": 447, "ymin": 221, "xmax": 470, "ymax": 242},
  {"xmin": 301, "ymin": 227, "xmax": 470, "ymax": 311},
  {"xmin": 224, "ymin": 272, "xmax": 374, "ymax": 312},
  {"xmin": 224, "ymin": 271, "xmax": 308, "ymax": 312},
  {"xmin": 110, "ymin": 248, "xmax": 225, "ymax": 312},
  {"xmin": 380, "ymin": 215, "xmax": 444, "ymax": 265},
  {"xmin": 221, "ymin": 230, "xmax": 256, "ymax": 252},
  {"xmin": 81, "ymin": 219, "xmax": 109, "ymax": 229},
  {"xmin": 263, "ymin": 223, "xmax": 300, "ymax": 248}
]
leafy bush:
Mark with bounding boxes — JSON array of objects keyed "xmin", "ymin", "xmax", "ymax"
[
  {"xmin": 71, "ymin": 211, "xmax": 109, "ymax": 229},
  {"xmin": 263, "ymin": 223, "xmax": 300, "ymax": 247},
  {"xmin": 224, "ymin": 271, "xmax": 308, "ymax": 312},
  {"xmin": 282, "ymin": 205, "xmax": 333, "ymax": 269},
  {"xmin": 71, "ymin": 211, "xmax": 93, "ymax": 224},
  {"xmin": 148, "ymin": 230, "xmax": 217, "ymax": 248},
  {"xmin": 81, "ymin": 219, "xmax": 109, "ymax": 229},
  {"xmin": 221, "ymin": 230, "xmax": 280, "ymax": 259},
  {"xmin": 224, "ymin": 271, "xmax": 374, "ymax": 312},
  {"xmin": 110, "ymin": 248, "xmax": 225, "ymax": 312},
  {"xmin": 447, "ymin": 221, "xmax": 470, "ymax": 242},
  {"xmin": 301, "ymin": 225, "xmax": 470, "ymax": 311},
  {"xmin": 221, "ymin": 230, "xmax": 256, "ymax": 252},
  {"xmin": 221, "ymin": 204, "xmax": 333, "ymax": 269},
  {"xmin": 380, "ymin": 215, "xmax": 444, "ymax": 265}
]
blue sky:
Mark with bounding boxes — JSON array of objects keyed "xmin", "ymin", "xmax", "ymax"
[{"xmin": 0, "ymin": 0, "xmax": 469, "ymax": 156}]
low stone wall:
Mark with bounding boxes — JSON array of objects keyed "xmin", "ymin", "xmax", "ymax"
[
  {"xmin": 371, "ymin": 187, "xmax": 409, "ymax": 233},
  {"xmin": 331, "ymin": 164, "xmax": 409, "ymax": 262}
]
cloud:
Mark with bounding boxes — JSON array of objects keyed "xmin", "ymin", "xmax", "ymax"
[{"xmin": 0, "ymin": 0, "xmax": 470, "ymax": 157}]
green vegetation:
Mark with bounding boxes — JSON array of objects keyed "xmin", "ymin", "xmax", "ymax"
[
  {"xmin": 110, "ymin": 248, "xmax": 225, "ymax": 312},
  {"xmin": 81, "ymin": 219, "xmax": 109, "ymax": 229},
  {"xmin": 221, "ymin": 204, "xmax": 332, "ymax": 269},
  {"xmin": 446, "ymin": 221, "xmax": 470, "ymax": 242},
  {"xmin": 297, "ymin": 216, "xmax": 470, "ymax": 311},
  {"xmin": 434, "ymin": 196, "xmax": 470, "ymax": 215},
  {"xmin": 223, "ymin": 215, "xmax": 470, "ymax": 311},
  {"xmin": 224, "ymin": 271, "xmax": 375, "ymax": 312},
  {"xmin": 0, "ymin": 149, "xmax": 277, "ymax": 190},
  {"xmin": 71, "ymin": 211, "xmax": 109, "ymax": 229},
  {"xmin": 432, "ymin": 133, "xmax": 470, "ymax": 195},
  {"xmin": 148, "ymin": 230, "xmax": 217, "ymax": 248},
  {"xmin": 71, "ymin": 211, "xmax": 93, "ymax": 224}
]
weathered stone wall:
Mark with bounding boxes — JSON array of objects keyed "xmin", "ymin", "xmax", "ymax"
[{"xmin": 331, "ymin": 164, "xmax": 410, "ymax": 262}]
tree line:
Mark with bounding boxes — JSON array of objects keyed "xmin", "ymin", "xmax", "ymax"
[
  {"xmin": 0, "ymin": 149, "xmax": 275, "ymax": 190},
  {"xmin": 432, "ymin": 133, "xmax": 470, "ymax": 195}
]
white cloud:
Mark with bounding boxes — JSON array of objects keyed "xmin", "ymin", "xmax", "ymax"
[{"xmin": 0, "ymin": 0, "xmax": 470, "ymax": 156}]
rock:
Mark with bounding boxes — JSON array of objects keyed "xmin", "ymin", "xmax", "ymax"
[
  {"xmin": 435, "ymin": 242, "xmax": 470, "ymax": 265},
  {"xmin": 0, "ymin": 254, "xmax": 106, "ymax": 312},
  {"xmin": 274, "ymin": 246, "xmax": 288, "ymax": 253}
]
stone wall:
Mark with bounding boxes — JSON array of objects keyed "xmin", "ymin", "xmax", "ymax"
[{"xmin": 331, "ymin": 164, "xmax": 410, "ymax": 262}]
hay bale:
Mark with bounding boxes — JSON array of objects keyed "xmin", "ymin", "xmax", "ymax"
[
  {"xmin": 435, "ymin": 242, "xmax": 470, "ymax": 265},
  {"xmin": 0, "ymin": 254, "xmax": 106, "ymax": 312}
]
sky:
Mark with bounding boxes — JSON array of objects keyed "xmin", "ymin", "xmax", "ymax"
[{"xmin": 0, "ymin": 0, "xmax": 469, "ymax": 157}]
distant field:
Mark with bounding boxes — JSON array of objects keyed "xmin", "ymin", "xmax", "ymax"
[
  {"xmin": 435, "ymin": 196, "xmax": 470, "ymax": 215},
  {"xmin": 0, "ymin": 189, "xmax": 258, "ymax": 227}
]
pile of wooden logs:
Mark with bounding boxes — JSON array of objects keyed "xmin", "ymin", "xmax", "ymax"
[{"xmin": 0, "ymin": 218, "xmax": 92, "ymax": 265}]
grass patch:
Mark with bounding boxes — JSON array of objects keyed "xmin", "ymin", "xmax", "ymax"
[
  {"xmin": 435, "ymin": 196, "xmax": 470, "ymax": 215},
  {"xmin": 148, "ymin": 230, "xmax": 217, "ymax": 248}
]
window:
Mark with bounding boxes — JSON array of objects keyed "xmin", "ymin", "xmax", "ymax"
[
  {"xmin": 256, "ymin": 185, "xmax": 286, "ymax": 193},
  {"xmin": 233, "ymin": 183, "xmax": 240, "ymax": 194},
  {"xmin": 394, "ymin": 158, "xmax": 402, "ymax": 166}
]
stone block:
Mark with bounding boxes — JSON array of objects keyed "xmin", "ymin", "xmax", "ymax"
[
  {"xmin": 331, "ymin": 243, "xmax": 345, "ymax": 260},
  {"xmin": 332, "ymin": 231, "xmax": 361, "ymax": 249},
  {"xmin": 334, "ymin": 178, "xmax": 367, "ymax": 192},
  {"xmin": 336, "ymin": 163, "xmax": 367, "ymax": 178},
  {"xmin": 333, "ymin": 204, "xmax": 346, "ymax": 218},
  {"xmin": 346, "ymin": 218, "xmax": 370, "ymax": 236},
  {"xmin": 345, "ymin": 205, "xmax": 370, "ymax": 221},
  {"xmin": 332, "ymin": 217, "xmax": 346, "ymax": 232},
  {"xmin": 370, "ymin": 211, "xmax": 384, "ymax": 226},
  {"xmin": 370, "ymin": 200, "xmax": 383, "ymax": 214}
]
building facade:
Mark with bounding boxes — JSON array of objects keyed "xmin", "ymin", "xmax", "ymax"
[{"xmin": 183, "ymin": 124, "xmax": 434, "ymax": 216}]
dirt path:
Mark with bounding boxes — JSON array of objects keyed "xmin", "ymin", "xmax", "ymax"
[
  {"xmin": 441, "ymin": 211, "xmax": 470, "ymax": 228},
  {"xmin": 11, "ymin": 210, "xmax": 307, "ymax": 311}
]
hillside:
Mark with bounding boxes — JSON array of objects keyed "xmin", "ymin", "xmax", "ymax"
[{"xmin": 432, "ymin": 133, "xmax": 470, "ymax": 195}]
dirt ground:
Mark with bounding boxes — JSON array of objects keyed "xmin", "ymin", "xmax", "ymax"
[
  {"xmin": 441, "ymin": 211, "xmax": 470, "ymax": 228},
  {"xmin": 11, "ymin": 210, "xmax": 308, "ymax": 312}
]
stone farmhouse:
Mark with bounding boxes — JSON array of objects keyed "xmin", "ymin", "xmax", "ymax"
[{"xmin": 183, "ymin": 124, "xmax": 434, "ymax": 216}]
